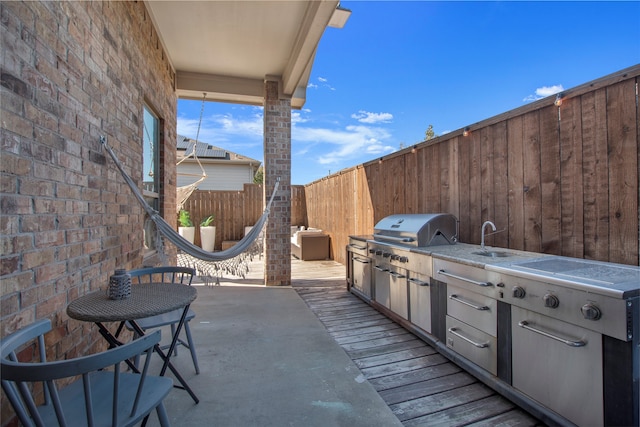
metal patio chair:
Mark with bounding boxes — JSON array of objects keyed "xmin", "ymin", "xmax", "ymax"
[
  {"xmin": 127, "ymin": 266, "xmax": 200, "ymax": 374},
  {"xmin": 1, "ymin": 319, "xmax": 172, "ymax": 427}
]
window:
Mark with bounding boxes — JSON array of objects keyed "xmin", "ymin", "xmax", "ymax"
[{"xmin": 143, "ymin": 104, "xmax": 160, "ymax": 255}]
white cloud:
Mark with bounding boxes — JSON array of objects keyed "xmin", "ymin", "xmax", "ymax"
[
  {"xmin": 314, "ymin": 76, "xmax": 335, "ymax": 91},
  {"xmin": 177, "ymin": 110, "xmax": 264, "ymax": 152},
  {"xmin": 293, "ymin": 124, "xmax": 394, "ymax": 165},
  {"xmin": 523, "ymin": 84, "xmax": 564, "ymax": 102},
  {"xmin": 351, "ymin": 110, "xmax": 394, "ymax": 124}
]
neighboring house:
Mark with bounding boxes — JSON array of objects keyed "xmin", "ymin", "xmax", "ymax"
[{"xmin": 177, "ymin": 135, "xmax": 260, "ymax": 191}]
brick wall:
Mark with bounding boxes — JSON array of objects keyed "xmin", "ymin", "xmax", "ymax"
[{"xmin": 1, "ymin": 1, "xmax": 177, "ymax": 422}]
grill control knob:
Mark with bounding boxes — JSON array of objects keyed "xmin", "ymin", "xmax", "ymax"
[
  {"xmin": 581, "ymin": 303, "xmax": 602, "ymax": 321},
  {"xmin": 383, "ymin": 252, "xmax": 391, "ymax": 258},
  {"xmin": 512, "ymin": 286, "xmax": 526, "ymax": 299},
  {"xmin": 391, "ymin": 254, "xmax": 400, "ymax": 260},
  {"xmin": 543, "ymin": 293, "xmax": 560, "ymax": 309},
  {"xmin": 399, "ymin": 256, "xmax": 409, "ymax": 263}
]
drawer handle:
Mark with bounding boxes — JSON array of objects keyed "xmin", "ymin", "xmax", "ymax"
[
  {"xmin": 353, "ymin": 257, "xmax": 370, "ymax": 264},
  {"xmin": 518, "ymin": 321, "xmax": 586, "ymax": 347},
  {"xmin": 348, "ymin": 244, "xmax": 367, "ymax": 250},
  {"xmin": 374, "ymin": 266, "xmax": 389, "ymax": 272},
  {"xmin": 448, "ymin": 327, "xmax": 489, "ymax": 348},
  {"xmin": 449, "ymin": 294, "xmax": 489, "ymax": 311},
  {"xmin": 437, "ymin": 269, "xmax": 492, "ymax": 287},
  {"xmin": 389, "ymin": 271, "xmax": 406, "ymax": 279},
  {"xmin": 409, "ymin": 278, "xmax": 429, "ymax": 286}
]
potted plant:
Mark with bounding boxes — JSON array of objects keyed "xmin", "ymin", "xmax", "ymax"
[
  {"xmin": 177, "ymin": 209, "xmax": 195, "ymax": 244},
  {"xmin": 199, "ymin": 214, "xmax": 216, "ymax": 251}
]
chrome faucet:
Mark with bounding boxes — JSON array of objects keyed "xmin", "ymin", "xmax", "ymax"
[{"xmin": 481, "ymin": 221, "xmax": 496, "ymax": 252}]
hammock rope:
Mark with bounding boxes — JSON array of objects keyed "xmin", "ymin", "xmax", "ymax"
[
  {"xmin": 100, "ymin": 135, "xmax": 279, "ymax": 264},
  {"xmin": 175, "ymin": 93, "xmax": 208, "ymax": 212}
]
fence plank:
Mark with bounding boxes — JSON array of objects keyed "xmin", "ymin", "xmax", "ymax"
[
  {"xmin": 492, "ymin": 122, "xmax": 509, "ymax": 248},
  {"xmin": 540, "ymin": 104, "xmax": 561, "ymax": 256},
  {"xmin": 607, "ymin": 79, "xmax": 639, "ymax": 265}
]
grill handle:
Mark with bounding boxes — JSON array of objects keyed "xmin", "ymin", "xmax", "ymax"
[
  {"xmin": 437, "ymin": 269, "xmax": 492, "ymax": 287},
  {"xmin": 518, "ymin": 321, "xmax": 586, "ymax": 347},
  {"xmin": 352, "ymin": 257, "xmax": 370, "ymax": 264},
  {"xmin": 372, "ymin": 234, "xmax": 415, "ymax": 244},
  {"xmin": 348, "ymin": 243, "xmax": 367, "ymax": 251},
  {"xmin": 448, "ymin": 327, "xmax": 489, "ymax": 348},
  {"xmin": 449, "ymin": 294, "xmax": 489, "ymax": 311},
  {"xmin": 408, "ymin": 278, "xmax": 429, "ymax": 287}
]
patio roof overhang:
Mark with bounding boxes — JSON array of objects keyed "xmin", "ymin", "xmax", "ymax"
[{"xmin": 144, "ymin": 1, "xmax": 350, "ymax": 109}]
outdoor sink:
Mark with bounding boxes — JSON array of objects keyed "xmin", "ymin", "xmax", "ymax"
[{"xmin": 472, "ymin": 251, "xmax": 511, "ymax": 258}]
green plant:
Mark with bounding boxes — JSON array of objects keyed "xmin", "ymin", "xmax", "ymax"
[
  {"xmin": 178, "ymin": 209, "xmax": 193, "ymax": 227},
  {"xmin": 200, "ymin": 215, "xmax": 215, "ymax": 227}
]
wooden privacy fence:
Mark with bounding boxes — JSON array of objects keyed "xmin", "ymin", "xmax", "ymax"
[
  {"xmin": 182, "ymin": 184, "xmax": 306, "ymax": 250},
  {"xmin": 305, "ymin": 65, "xmax": 640, "ymax": 266}
]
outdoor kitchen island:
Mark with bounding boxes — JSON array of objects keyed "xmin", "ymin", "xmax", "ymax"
[{"xmin": 347, "ymin": 214, "xmax": 639, "ymax": 427}]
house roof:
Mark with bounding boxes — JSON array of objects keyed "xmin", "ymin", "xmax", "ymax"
[
  {"xmin": 177, "ymin": 135, "xmax": 260, "ymax": 165},
  {"xmin": 144, "ymin": 1, "xmax": 350, "ymax": 109}
]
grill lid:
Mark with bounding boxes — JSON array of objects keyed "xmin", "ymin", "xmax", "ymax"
[{"xmin": 373, "ymin": 213, "xmax": 458, "ymax": 247}]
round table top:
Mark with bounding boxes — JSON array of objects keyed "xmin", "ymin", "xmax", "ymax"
[{"xmin": 67, "ymin": 283, "xmax": 197, "ymax": 322}]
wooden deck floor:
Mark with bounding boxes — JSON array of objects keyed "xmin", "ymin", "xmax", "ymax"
[{"xmin": 289, "ymin": 259, "xmax": 544, "ymax": 427}]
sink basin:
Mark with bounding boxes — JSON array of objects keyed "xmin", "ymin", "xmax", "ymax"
[{"xmin": 472, "ymin": 251, "xmax": 510, "ymax": 258}]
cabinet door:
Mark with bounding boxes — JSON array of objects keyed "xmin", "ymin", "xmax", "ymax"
[
  {"xmin": 389, "ymin": 267, "xmax": 408, "ymax": 320},
  {"xmin": 373, "ymin": 264, "xmax": 390, "ymax": 309},
  {"xmin": 409, "ymin": 273, "xmax": 431, "ymax": 333},
  {"xmin": 351, "ymin": 256, "xmax": 372, "ymax": 298},
  {"xmin": 511, "ymin": 306, "xmax": 603, "ymax": 427}
]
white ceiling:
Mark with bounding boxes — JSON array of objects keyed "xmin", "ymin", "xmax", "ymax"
[{"xmin": 145, "ymin": 1, "xmax": 349, "ymax": 109}]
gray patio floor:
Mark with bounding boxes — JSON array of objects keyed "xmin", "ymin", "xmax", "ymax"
[{"xmin": 144, "ymin": 258, "xmax": 403, "ymax": 427}]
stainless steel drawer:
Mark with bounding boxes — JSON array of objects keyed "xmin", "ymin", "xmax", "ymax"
[
  {"xmin": 446, "ymin": 315, "xmax": 497, "ymax": 375},
  {"xmin": 434, "ymin": 258, "xmax": 499, "ymax": 299},
  {"xmin": 447, "ymin": 284, "xmax": 497, "ymax": 336},
  {"xmin": 347, "ymin": 239, "xmax": 368, "ymax": 257}
]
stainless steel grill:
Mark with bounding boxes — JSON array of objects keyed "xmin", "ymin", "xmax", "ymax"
[{"xmin": 372, "ymin": 213, "xmax": 458, "ymax": 247}]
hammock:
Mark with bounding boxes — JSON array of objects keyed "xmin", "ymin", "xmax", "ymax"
[{"xmin": 100, "ymin": 135, "xmax": 278, "ymax": 263}]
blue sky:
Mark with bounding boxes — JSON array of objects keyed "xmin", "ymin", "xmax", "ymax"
[{"xmin": 177, "ymin": 1, "xmax": 640, "ymax": 185}]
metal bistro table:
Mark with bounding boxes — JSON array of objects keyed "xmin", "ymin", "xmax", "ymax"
[{"xmin": 67, "ymin": 283, "xmax": 199, "ymax": 404}]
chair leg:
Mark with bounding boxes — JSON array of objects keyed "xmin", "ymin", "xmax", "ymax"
[
  {"xmin": 169, "ymin": 324, "xmax": 178, "ymax": 357},
  {"xmin": 156, "ymin": 402, "xmax": 171, "ymax": 427},
  {"xmin": 183, "ymin": 322, "xmax": 200, "ymax": 374},
  {"xmin": 133, "ymin": 331, "xmax": 142, "ymax": 369}
]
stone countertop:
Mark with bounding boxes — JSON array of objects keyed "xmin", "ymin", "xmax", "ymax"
[
  {"xmin": 416, "ymin": 243, "xmax": 639, "ymax": 298},
  {"xmin": 348, "ymin": 235, "xmax": 373, "ymax": 243},
  {"xmin": 353, "ymin": 237, "xmax": 640, "ymax": 298},
  {"xmin": 411, "ymin": 242, "xmax": 544, "ymax": 268}
]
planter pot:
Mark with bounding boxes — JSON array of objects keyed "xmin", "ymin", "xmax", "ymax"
[
  {"xmin": 200, "ymin": 226, "xmax": 216, "ymax": 251},
  {"xmin": 178, "ymin": 226, "xmax": 195, "ymax": 244}
]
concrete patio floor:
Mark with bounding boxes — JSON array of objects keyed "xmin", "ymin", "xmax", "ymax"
[{"xmin": 144, "ymin": 258, "xmax": 403, "ymax": 427}]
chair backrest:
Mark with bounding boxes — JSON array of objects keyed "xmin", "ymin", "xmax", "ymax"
[
  {"xmin": 129, "ymin": 266, "xmax": 195, "ymax": 285},
  {"xmin": 1, "ymin": 319, "xmax": 162, "ymax": 427}
]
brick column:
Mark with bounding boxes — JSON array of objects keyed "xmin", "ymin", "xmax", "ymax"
[{"xmin": 263, "ymin": 78, "xmax": 291, "ymax": 286}]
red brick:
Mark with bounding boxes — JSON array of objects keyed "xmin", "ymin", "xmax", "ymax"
[
  {"xmin": 35, "ymin": 292, "xmax": 66, "ymax": 318},
  {"xmin": 22, "ymin": 247, "xmax": 55, "ymax": 269}
]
